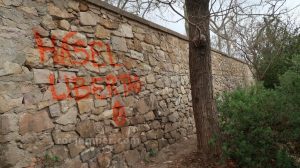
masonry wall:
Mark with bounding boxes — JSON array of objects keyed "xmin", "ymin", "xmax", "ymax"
[{"xmin": 0, "ymin": 0, "xmax": 252, "ymax": 168}]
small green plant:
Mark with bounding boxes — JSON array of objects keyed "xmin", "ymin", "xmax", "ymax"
[
  {"xmin": 148, "ymin": 148, "xmax": 157, "ymax": 157},
  {"xmin": 43, "ymin": 153, "xmax": 61, "ymax": 167}
]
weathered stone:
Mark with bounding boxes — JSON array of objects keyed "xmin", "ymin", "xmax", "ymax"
[
  {"xmin": 170, "ymin": 130, "xmax": 180, "ymax": 140},
  {"xmin": 150, "ymin": 120, "xmax": 161, "ymax": 129},
  {"xmin": 0, "ymin": 114, "xmax": 15, "ymax": 135},
  {"xmin": 138, "ymin": 124, "xmax": 151, "ymax": 132},
  {"xmin": 68, "ymin": 142, "xmax": 86, "ymax": 158},
  {"xmin": 19, "ymin": 111, "xmax": 55, "ymax": 135},
  {"xmin": 146, "ymin": 74, "xmax": 156, "ymax": 83},
  {"xmin": 97, "ymin": 153, "xmax": 112, "ymax": 168},
  {"xmin": 95, "ymin": 25, "xmax": 110, "ymax": 39},
  {"xmin": 147, "ymin": 94, "xmax": 158, "ymax": 110},
  {"xmin": 3, "ymin": 0, "xmax": 22, "ymax": 6},
  {"xmin": 168, "ymin": 112, "xmax": 179, "ymax": 122},
  {"xmin": 77, "ymin": 26, "xmax": 93, "ymax": 33},
  {"xmin": 58, "ymin": 71, "xmax": 76, "ymax": 82},
  {"xmin": 164, "ymin": 123, "xmax": 178, "ymax": 133},
  {"xmin": 47, "ymin": 83, "xmax": 70, "ymax": 101},
  {"xmin": 0, "ymin": 61, "xmax": 22, "ymax": 76},
  {"xmin": 0, "ymin": 95, "xmax": 23, "ymax": 113},
  {"xmin": 126, "ymin": 50, "xmax": 144, "ymax": 61},
  {"xmin": 146, "ymin": 130, "xmax": 157, "ymax": 140},
  {"xmin": 135, "ymin": 99, "xmax": 150, "ymax": 114},
  {"xmin": 52, "ymin": 131, "xmax": 78, "ymax": 144},
  {"xmin": 94, "ymin": 99, "xmax": 108, "ymax": 108},
  {"xmin": 48, "ymin": 3, "xmax": 73, "ymax": 19},
  {"xmin": 121, "ymin": 126, "xmax": 137, "ymax": 138},
  {"xmin": 41, "ymin": 15, "xmax": 57, "ymax": 30},
  {"xmin": 101, "ymin": 52, "xmax": 117, "ymax": 65},
  {"xmin": 100, "ymin": 109, "xmax": 113, "ymax": 120},
  {"xmin": 32, "ymin": 25, "xmax": 49, "ymax": 37},
  {"xmin": 84, "ymin": 61, "xmax": 99, "ymax": 73},
  {"xmin": 20, "ymin": 6, "xmax": 38, "ymax": 16},
  {"xmin": 79, "ymin": 12, "xmax": 97, "ymax": 26},
  {"xmin": 49, "ymin": 145, "xmax": 69, "ymax": 160},
  {"xmin": 51, "ymin": 30, "xmax": 87, "ymax": 46},
  {"xmin": 99, "ymin": 18, "xmax": 119, "ymax": 29},
  {"xmin": 113, "ymin": 140, "xmax": 130, "ymax": 153},
  {"xmin": 112, "ymin": 96, "xmax": 125, "ymax": 107},
  {"xmin": 158, "ymin": 138, "xmax": 168, "ymax": 149},
  {"xmin": 124, "ymin": 150, "xmax": 140, "ymax": 166},
  {"xmin": 33, "ymin": 69, "xmax": 52, "ymax": 84},
  {"xmin": 144, "ymin": 140, "xmax": 158, "ymax": 151},
  {"xmin": 149, "ymin": 56, "xmax": 158, "ymax": 66},
  {"xmin": 111, "ymin": 36, "xmax": 127, "ymax": 52},
  {"xmin": 114, "ymin": 24, "xmax": 133, "ymax": 38},
  {"xmin": 56, "ymin": 106, "xmax": 77, "ymax": 125},
  {"xmin": 49, "ymin": 103, "xmax": 61, "ymax": 117},
  {"xmin": 59, "ymin": 20, "xmax": 70, "ymax": 30},
  {"xmin": 60, "ymin": 98, "xmax": 76, "ymax": 113},
  {"xmin": 80, "ymin": 147, "xmax": 96, "ymax": 162},
  {"xmin": 108, "ymin": 132, "xmax": 122, "ymax": 145},
  {"xmin": 76, "ymin": 120, "xmax": 96, "ymax": 138},
  {"xmin": 141, "ymin": 42, "xmax": 154, "ymax": 53},
  {"xmin": 79, "ymin": 2, "xmax": 89, "ymax": 11},
  {"xmin": 68, "ymin": 1, "xmax": 80, "ymax": 11},
  {"xmin": 144, "ymin": 111, "xmax": 155, "ymax": 121},
  {"xmin": 1, "ymin": 143, "xmax": 27, "ymax": 168},
  {"xmin": 77, "ymin": 99, "xmax": 94, "ymax": 114},
  {"xmin": 130, "ymin": 136, "xmax": 141, "ymax": 149},
  {"xmin": 63, "ymin": 156, "xmax": 84, "ymax": 168}
]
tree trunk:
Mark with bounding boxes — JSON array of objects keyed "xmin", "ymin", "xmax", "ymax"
[{"xmin": 186, "ymin": 0, "xmax": 221, "ymax": 158}]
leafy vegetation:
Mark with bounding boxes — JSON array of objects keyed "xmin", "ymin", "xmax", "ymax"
[{"xmin": 217, "ymin": 55, "xmax": 300, "ymax": 167}]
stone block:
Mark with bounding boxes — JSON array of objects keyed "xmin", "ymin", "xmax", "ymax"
[
  {"xmin": 124, "ymin": 150, "xmax": 140, "ymax": 166},
  {"xmin": 79, "ymin": 12, "xmax": 97, "ymax": 26},
  {"xmin": 48, "ymin": 3, "xmax": 73, "ymax": 19},
  {"xmin": 144, "ymin": 111, "xmax": 155, "ymax": 121},
  {"xmin": 49, "ymin": 103, "xmax": 61, "ymax": 117},
  {"xmin": 111, "ymin": 36, "xmax": 127, "ymax": 52},
  {"xmin": 97, "ymin": 153, "xmax": 112, "ymax": 168},
  {"xmin": 33, "ymin": 69, "xmax": 52, "ymax": 84},
  {"xmin": 68, "ymin": 142, "xmax": 86, "ymax": 158},
  {"xmin": 56, "ymin": 106, "xmax": 77, "ymax": 125},
  {"xmin": 76, "ymin": 120, "xmax": 96, "ymax": 138},
  {"xmin": 19, "ymin": 111, "xmax": 55, "ymax": 135},
  {"xmin": 52, "ymin": 131, "xmax": 78, "ymax": 144},
  {"xmin": 77, "ymin": 99, "xmax": 94, "ymax": 114}
]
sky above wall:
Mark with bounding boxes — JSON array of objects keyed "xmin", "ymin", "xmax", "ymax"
[{"xmin": 144, "ymin": 0, "xmax": 300, "ymax": 36}]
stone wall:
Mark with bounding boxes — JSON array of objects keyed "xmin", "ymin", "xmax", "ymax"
[
  {"xmin": 212, "ymin": 50, "xmax": 253, "ymax": 95},
  {"xmin": 0, "ymin": 0, "xmax": 252, "ymax": 167}
]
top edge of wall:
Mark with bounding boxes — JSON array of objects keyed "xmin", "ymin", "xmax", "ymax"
[
  {"xmin": 84, "ymin": 0, "xmax": 248, "ymax": 65},
  {"xmin": 84, "ymin": 0, "xmax": 189, "ymax": 41},
  {"xmin": 211, "ymin": 49, "xmax": 248, "ymax": 65}
]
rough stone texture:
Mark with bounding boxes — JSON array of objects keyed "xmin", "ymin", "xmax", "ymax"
[
  {"xmin": 52, "ymin": 131, "xmax": 78, "ymax": 144},
  {"xmin": 0, "ymin": 0, "xmax": 253, "ymax": 167},
  {"xmin": 76, "ymin": 120, "xmax": 96, "ymax": 138},
  {"xmin": 56, "ymin": 106, "xmax": 78, "ymax": 125},
  {"xmin": 19, "ymin": 111, "xmax": 55, "ymax": 135},
  {"xmin": 79, "ymin": 12, "xmax": 97, "ymax": 26},
  {"xmin": 68, "ymin": 142, "xmax": 86, "ymax": 158},
  {"xmin": 111, "ymin": 36, "xmax": 128, "ymax": 52},
  {"xmin": 33, "ymin": 69, "xmax": 52, "ymax": 84},
  {"xmin": 77, "ymin": 99, "xmax": 94, "ymax": 114},
  {"xmin": 97, "ymin": 153, "xmax": 112, "ymax": 168}
]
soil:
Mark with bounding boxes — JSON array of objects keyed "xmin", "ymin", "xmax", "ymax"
[{"xmin": 134, "ymin": 135, "xmax": 231, "ymax": 168}]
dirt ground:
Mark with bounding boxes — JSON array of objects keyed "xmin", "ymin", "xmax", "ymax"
[{"xmin": 134, "ymin": 135, "xmax": 227, "ymax": 168}]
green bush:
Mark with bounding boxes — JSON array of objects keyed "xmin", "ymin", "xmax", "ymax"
[{"xmin": 218, "ymin": 55, "xmax": 300, "ymax": 167}]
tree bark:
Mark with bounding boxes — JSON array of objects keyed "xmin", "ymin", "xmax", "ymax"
[{"xmin": 186, "ymin": 0, "xmax": 221, "ymax": 157}]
